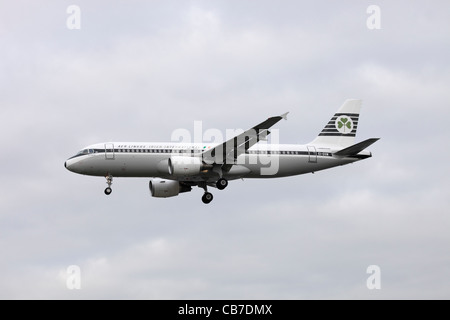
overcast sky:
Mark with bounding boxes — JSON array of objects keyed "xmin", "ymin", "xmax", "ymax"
[{"xmin": 1, "ymin": 0, "xmax": 449, "ymax": 299}]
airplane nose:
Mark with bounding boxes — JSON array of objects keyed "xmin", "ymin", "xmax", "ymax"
[{"xmin": 64, "ymin": 159, "xmax": 80, "ymax": 173}]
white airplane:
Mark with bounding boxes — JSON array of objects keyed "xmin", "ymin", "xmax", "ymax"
[{"xmin": 65, "ymin": 100, "xmax": 379, "ymax": 204}]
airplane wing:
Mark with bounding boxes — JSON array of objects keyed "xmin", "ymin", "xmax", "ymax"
[{"xmin": 202, "ymin": 112, "xmax": 288, "ymax": 171}]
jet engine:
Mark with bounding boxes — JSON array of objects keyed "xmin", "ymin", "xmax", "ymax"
[
  {"xmin": 168, "ymin": 156, "xmax": 203, "ymax": 176},
  {"xmin": 149, "ymin": 178, "xmax": 192, "ymax": 198}
]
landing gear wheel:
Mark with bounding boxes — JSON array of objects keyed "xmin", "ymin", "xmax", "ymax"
[
  {"xmin": 104, "ymin": 174, "xmax": 113, "ymax": 195},
  {"xmin": 216, "ymin": 178, "xmax": 228, "ymax": 190},
  {"xmin": 202, "ymin": 192, "xmax": 213, "ymax": 204}
]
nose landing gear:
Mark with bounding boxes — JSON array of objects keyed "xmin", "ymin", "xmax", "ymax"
[{"xmin": 104, "ymin": 174, "xmax": 113, "ymax": 195}]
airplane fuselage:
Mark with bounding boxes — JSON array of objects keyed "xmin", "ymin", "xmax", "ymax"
[{"xmin": 65, "ymin": 142, "xmax": 370, "ymax": 182}]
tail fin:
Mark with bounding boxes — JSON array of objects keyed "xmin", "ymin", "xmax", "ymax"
[{"xmin": 310, "ymin": 99, "xmax": 362, "ymax": 147}]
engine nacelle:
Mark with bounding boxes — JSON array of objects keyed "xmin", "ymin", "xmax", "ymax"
[
  {"xmin": 149, "ymin": 178, "xmax": 192, "ymax": 198},
  {"xmin": 168, "ymin": 156, "xmax": 202, "ymax": 176},
  {"xmin": 149, "ymin": 178, "xmax": 180, "ymax": 198}
]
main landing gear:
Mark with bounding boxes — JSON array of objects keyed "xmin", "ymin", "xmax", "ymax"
[
  {"xmin": 199, "ymin": 178, "xmax": 228, "ymax": 204},
  {"xmin": 202, "ymin": 192, "xmax": 213, "ymax": 204},
  {"xmin": 104, "ymin": 174, "xmax": 113, "ymax": 195},
  {"xmin": 216, "ymin": 178, "xmax": 228, "ymax": 190},
  {"xmin": 199, "ymin": 182, "xmax": 213, "ymax": 204}
]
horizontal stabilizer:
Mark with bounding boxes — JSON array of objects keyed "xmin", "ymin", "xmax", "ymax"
[{"xmin": 334, "ymin": 138, "xmax": 380, "ymax": 156}]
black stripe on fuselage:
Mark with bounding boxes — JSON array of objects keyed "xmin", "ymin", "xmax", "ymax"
[{"xmin": 68, "ymin": 148, "xmax": 340, "ymax": 158}]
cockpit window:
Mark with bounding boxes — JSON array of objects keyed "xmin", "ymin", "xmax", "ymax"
[{"xmin": 77, "ymin": 149, "xmax": 89, "ymax": 155}]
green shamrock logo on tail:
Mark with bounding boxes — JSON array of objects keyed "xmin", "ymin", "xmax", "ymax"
[{"xmin": 335, "ymin": 116, "xmax": 353, "ymax": 134}]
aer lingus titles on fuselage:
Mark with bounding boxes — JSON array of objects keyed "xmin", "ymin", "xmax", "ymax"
[{"xmin": 65, "ymin": 99, "xmax": 379, "ymax": 204}]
